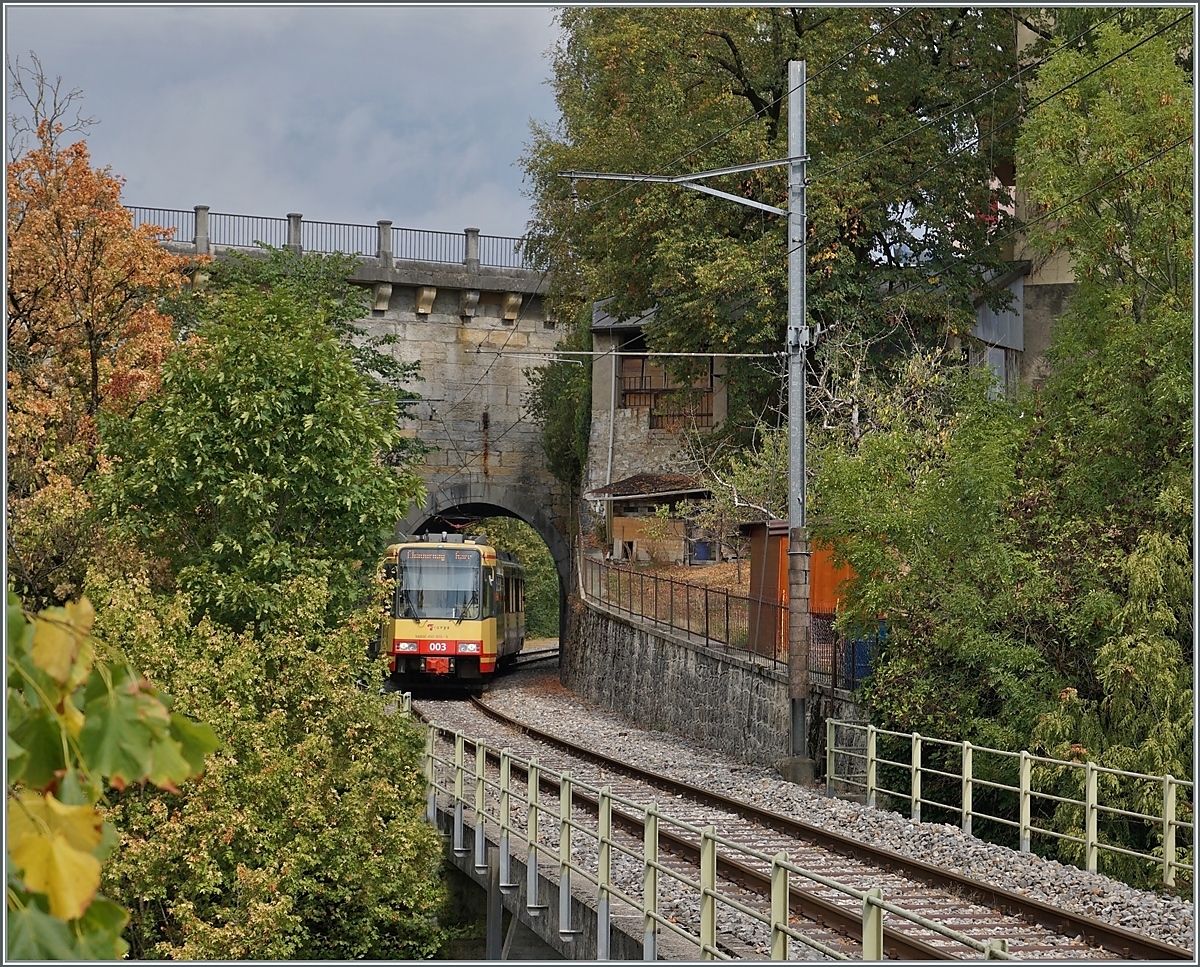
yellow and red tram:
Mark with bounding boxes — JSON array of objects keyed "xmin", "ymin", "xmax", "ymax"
[{"xmin": 378, "ymin": 532, "xmax": 525, "ymax": 690}]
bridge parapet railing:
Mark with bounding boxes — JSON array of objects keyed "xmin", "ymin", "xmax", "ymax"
[
  {"xmin": 127, "ymin": 205, "xmax": 532, "ymax": 268},
  {"xmin": 420, "ymin": 714, "xmax": 1017, "ymax": 961},
  {"xmin": 579, "ymin": 555, "xmax": 786, "ymax": 665},
  {"xmin": 827, "ymin": 720, "xmax": 1194, "ymax": 891}
]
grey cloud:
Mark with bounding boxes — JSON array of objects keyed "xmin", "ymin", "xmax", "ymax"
[{"xmin": 5, "ymin": 5, "xmax": 560, "ymax": 238}]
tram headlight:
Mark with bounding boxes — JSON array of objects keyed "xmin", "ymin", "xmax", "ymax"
[
  {"xmin": 393, "ymin": 640, "xmax": 418, "ymax": 653},
  {"xmin": 458, "ymin": 641, "xmax": 480, "ymax": 654}
]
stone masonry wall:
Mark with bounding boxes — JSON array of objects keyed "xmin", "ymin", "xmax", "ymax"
[{"xmin": 563, "ymin": 596, "xmax": 793, "ymax": 770}]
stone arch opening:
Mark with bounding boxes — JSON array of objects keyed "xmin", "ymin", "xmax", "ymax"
[{"xmin": 400, "ymin": 482, "xmax": 571, "ymax": 641}]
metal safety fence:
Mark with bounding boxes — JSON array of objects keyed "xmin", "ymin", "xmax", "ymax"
[
  {"xmin": 127, "ymin": 205, "xmax": 532, "ymax": 267},
  {"xmin": 580, "ymin": 555, "xmax": 786, "ymax": 664},
  {"xmin": 826, "ymin": 720, "xmax": 1194, "ymax": 890},
  {"xmin": 414, "ymin": 703, "xmax": 1016, "ymax": 961}
]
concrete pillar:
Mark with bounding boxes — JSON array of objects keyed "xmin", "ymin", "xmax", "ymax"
[
  {"xmin": 376, "ymin": 219, "xmax": 393, "ymax": 266},
  {"xmin": 783, "ymin": 531, "xmax": 815, "ymax": 784},
  {"xmin": 287, "ymin": 212, "xmax": 303, "ymax": 255},
  {"xmin": 464, "ymin": 227, "xmax": 481, "ymax": 271},
  {"xmin": 194, "ymin": 205, "xmax": 210, "ymax": 256}
]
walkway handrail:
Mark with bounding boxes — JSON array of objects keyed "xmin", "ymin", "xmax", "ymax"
[
  {"xmin": 415, "ymin": 707, "xmax": 1017, "ymax": 961},
  {"xmin": 826, "ymin": 719, "xmax": 1194, "ymax": 890},
  {"xmin": 127, "ymin": 205, "xmax": 532, "ymax": 268}
]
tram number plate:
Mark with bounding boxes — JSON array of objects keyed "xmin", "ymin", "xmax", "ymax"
[
  {"xmin": 427, "ymin": 641, "xmax": 449, "ymax": 652},
  {"xmin": 425, "ymin": 657, "xmax": 451, "ymax": 675}
]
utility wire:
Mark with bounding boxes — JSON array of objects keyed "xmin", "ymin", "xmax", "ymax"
[
  {"xmin": 422, "ymin": 13, "xmax": 1191, "ymax": 495},
  {"xmin": 576, "ymin": 8, "xmax": 915, "ymax": 213}
]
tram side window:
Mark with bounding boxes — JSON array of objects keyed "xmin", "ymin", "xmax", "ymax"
[{"xmin": 481, "ymin": 568, "xmax": 496, "ymax": 617}]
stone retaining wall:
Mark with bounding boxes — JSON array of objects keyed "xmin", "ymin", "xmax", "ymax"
[
  {"xmin": 562, "ymin": 595, "xmax": 868, "ymax": 775},
  {"xmin": 562, "ymin": 596, "xmax": 793, "ymax": 770}
]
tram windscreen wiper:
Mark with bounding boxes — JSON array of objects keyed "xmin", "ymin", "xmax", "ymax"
[{"xmin": 455, "ymin": 591, "xmax": 478, "ymax": 625}]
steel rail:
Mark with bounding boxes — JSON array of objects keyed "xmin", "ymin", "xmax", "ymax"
[{"xmin": 461, "ymin": 695, "xmax": 1192, "ymax": 962}]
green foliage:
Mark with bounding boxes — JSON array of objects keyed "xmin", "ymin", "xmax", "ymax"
[
  {"xmin": 811, "ymin": 357, "xmax": 1061, "ymax": 745},
  {"xmin": 87, "ymin": 568, "xmax": 448, "ymax": 960},
  {"xmin": 524, "ymin": 315, "xmax": 591, "ymax": 490},
  {"xmin": 6, "ymin": 591, "xmax": 219, "ymax": 960},
  {"xmin": 523, "ymin": 7, "xmax": 1021, "ymax": 431},
  {"xmin": 478, "ymin": 517, "xmax": 560, "ymax": 639},
  {"xmin": 806, "ymin": 12, "xmax": 1192, "ymax": 884},
  {"xmin": 98, "ymin": 282, "xmax": 425, "ymax": 633}
]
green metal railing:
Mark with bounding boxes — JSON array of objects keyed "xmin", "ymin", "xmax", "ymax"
[
  {"xmin": 410, "ymin": 701, "xmax": 1017, "ymax": 961},
  {"xmin": 826, "ymin": 720, "xmax": 1194, "ymax": 889}
]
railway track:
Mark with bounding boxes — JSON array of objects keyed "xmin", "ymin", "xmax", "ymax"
[{"xmin": 414, "ymin": 688, "xmax": 1191, "ymax": 961}]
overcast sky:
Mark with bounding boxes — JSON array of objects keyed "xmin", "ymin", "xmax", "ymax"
[{"xmin": 5, "ymin": 4, "xmax": 563, "ymax": 240}]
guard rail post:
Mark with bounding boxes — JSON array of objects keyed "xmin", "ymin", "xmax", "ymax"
[
  {"xmin": 474, "ymin": 739, "xmax": 487, "ymax": 872},
  {"xmin": 771, "ymin": 851, "xmax": 789, "ymax": 960},
  {"xmin": 911, "ymin": 733, "xmax": 922, "ymax": 822},
  {"xmin": 862, "ymin": 886, "xmax": 884, "ymax": 960},
  {"xmin": 700, "ymin": 825, "xmax": 717, "ymax": 960},
  {"xmin": 643, "ymin": 803, "xmax": 659, "ymax": 961},
  {"xmin": 453, "ymin": 732, "xmax": 467, "ymax": 855},
  {"xmin": 961, "ymin": 741, "xmax": 974, "ymax": 837},
  {"xmin": 559, "ymin": 772, "xmax": 579, "ymax": 938},
  {"xmin": 499, "ymin": 749, "xmax": 514, "ymax": 889},
  {"xmin": 425, "ymin": 728, "xmax": 437, "ymax": 824},
  {"xmin": 1085, "ymin": 761, "xmax": 1099, "ymax": 873},
  {"xmin": 597, "ymin": 786, "xmax": 612, "ymax": 959},
  {"xmin": 866, "ymin": 725, "xmax": 878, "ymax": 809},
  {"xmin": 825, "ymin": 719, "xmax": 836, "ymax": 796},
  {"xmin": 1163, "ymin": 774, "xmax": 1177, "ymax": 886},
  {"xmin": 704, "ymin": 587, "xmax": 710, "ymax": 640},
  {"xmin": 527, "ymin": 758, "xmax": 546, "ymax": 914},
  {"xmin": 1018, "ymin": 751, "xmax": 1032, "ymax": 854}
]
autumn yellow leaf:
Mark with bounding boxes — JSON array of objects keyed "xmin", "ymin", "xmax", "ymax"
[
  {"xmin": 8, "ymin": 791, "xmax": 104, "ymax": 920},
  {"xmin": 30, "ymin": 615, "xmax": 79, "ymax": 685}
]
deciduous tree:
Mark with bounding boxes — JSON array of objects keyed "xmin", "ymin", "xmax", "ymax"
[
  {"xmin": 522, "ymin": 7, "xmax": 1021, "ymax": 436},
  {"xmin": 98, "ymin": 281, "xmax": 425, "ymax": 633},
  {"xmin": 6, "ymin": 58, "xmax": 195, "ymax": 608}
]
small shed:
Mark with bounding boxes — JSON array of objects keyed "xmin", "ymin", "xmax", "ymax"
[
  {"xmin": 739, "ymin": 520, "xmax": 855, "ymax": 661},
  {"xmin": 584, "ymin": 472, "xmax": 708, "ymax": 564}
]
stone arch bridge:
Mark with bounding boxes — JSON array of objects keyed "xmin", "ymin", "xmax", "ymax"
[{"xmin": 142, "ymin": 205, "xmax": 571, "ymax": 625}]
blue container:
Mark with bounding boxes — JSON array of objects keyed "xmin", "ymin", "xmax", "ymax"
[
  {"xmin": 843, "ymin": 620, "xmax": 886, "ymax": 685},
  {"xmin": 694, "ymin": 541, "xmax": 712, "ymax": 562}
]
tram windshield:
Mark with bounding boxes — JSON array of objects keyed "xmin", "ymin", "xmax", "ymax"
[{"xmin": 396, "ymin": 547, "xmax": 481, "ymax": 620}]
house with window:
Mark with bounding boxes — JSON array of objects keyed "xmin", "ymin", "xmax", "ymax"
[
  {"xmin": 582, "ymin": 300, "xmax": 729, "ymax": 549},
  {"xmin": 584, "ymin": 472, "xmax": 711, "ymax": 564}
]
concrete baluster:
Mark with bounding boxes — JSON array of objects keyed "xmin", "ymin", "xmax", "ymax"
[
  {"xmin": 194, "ymin": 205, "xmax": 210, "ymax": 256},
  {"xmin": 287, "ymin": 212, "xmax": 303, "ymax": 254},
  {"xmin": 700, "ymin": 826, "xmax": 717, "ymax": 960},
  {"xmin": 961, "ymin": 741, "xmax": 973, "ymax": 837},
  {"xmin": 1018, "ymin": 751, "xmax": 1032, "ymax": 854},
  {"xmin": 464, "ymin": 227, "xmax": 480, "ymax": 270},
  {"xmin": 377, "ymin": 219, "xmax": 393, "ymax": 265}
]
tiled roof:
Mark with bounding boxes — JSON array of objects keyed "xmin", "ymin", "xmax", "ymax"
[{"xmin": 585, "ymin": 472, "xmax": 706, "ymax": 500}]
